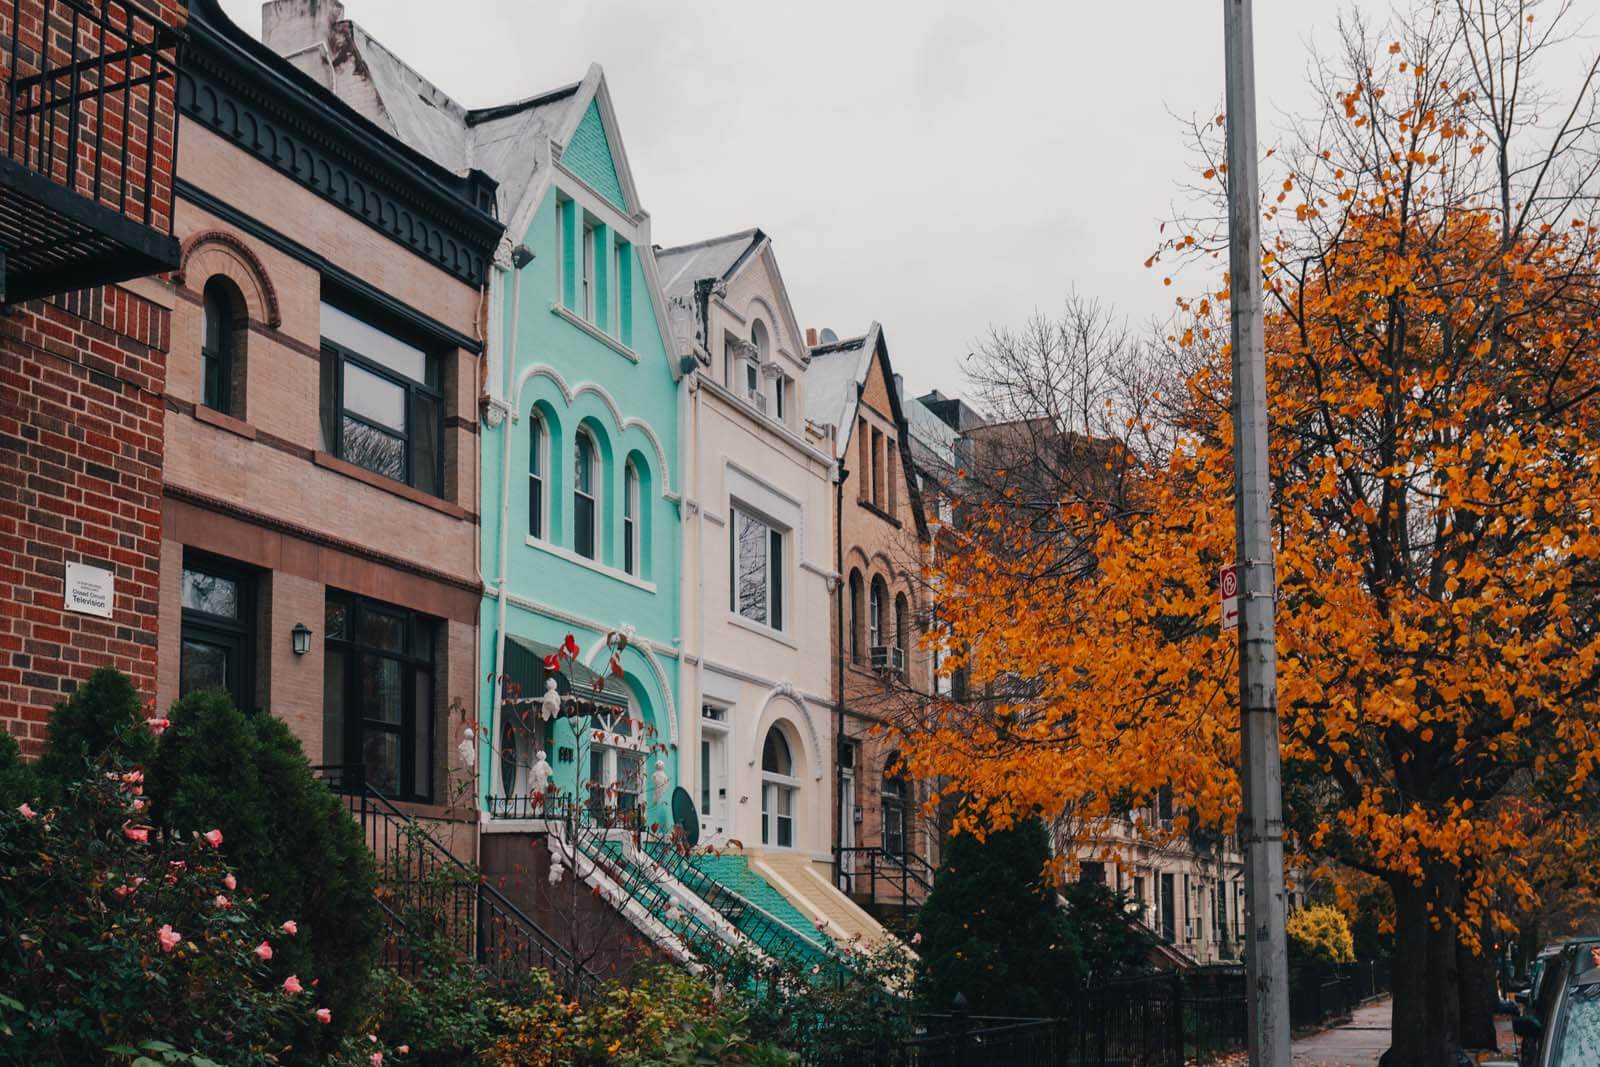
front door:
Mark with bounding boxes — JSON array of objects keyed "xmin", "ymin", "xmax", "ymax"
[
  {"xmin": 839, "ymin": 765, "xmax": 857, "ymax": 880},
  {"xmin": 700, "ymin": 726, "xmax": 728, "ymax": 837}
]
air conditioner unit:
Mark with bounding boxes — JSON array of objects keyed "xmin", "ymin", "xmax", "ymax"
[
  {"xmin": 746, "ymin": 388, "xmax": 768, "ymax": 414},
  {"xmin": 871, "ymin": 645, "xmax": 905, "ymax": 675}
]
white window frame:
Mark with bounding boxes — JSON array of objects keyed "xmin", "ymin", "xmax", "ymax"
[
  {"xmin": 581, "ymin": 221, "xmax": 596, "ymax": 322},
  {"xmin": 729, "ymin": 504, "xmax": 785, "ymax": 632},
  {"xmin": 623, "ymin": 459, "xmax": 640, "ymax": 576},
  {"xmin": 529, "ymin": 411, "xmax": 548, "ymax": 540},
  {"xmin": 574, "ymin": 428, "xmax": 600, "ymax": 560},
  {"xmin": 586, "ymin": 694, "xmax": 645, "ymax": 813},
  {"xmin": 760, "ymin": 727, "xmax": 798, "ymax": 850}
]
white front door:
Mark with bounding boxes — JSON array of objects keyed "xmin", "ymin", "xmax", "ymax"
[
  {"xmin": 700, "ymin": 726, "xmax": 728, "ymax": 837},
  {"xmin": 839, "ymin": 765, "xmax": 857, "ymax": 878}
]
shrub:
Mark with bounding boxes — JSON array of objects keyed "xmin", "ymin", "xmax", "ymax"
[
  {"xmin": 0, "ymin": 755, "xmax": 323, "ymax": 1063},
  {"xmin": 149, "ymin": 691, "xmax": 382, "ymax": 1040},
  {"xmin": 484, "ymin": 966, "xmax": 795, "ymax": 1066},
  {"xmin": 35, "ymin": 667, "xmax": 155, "ymax": 797},
  {"xmin": 917, "ymin": 819, "xmax": 1081, "ymax": 1015},
  {"xmin": 364, "ymin": 953, "xmax": 502, "ymax": 1066},
  {"xmin": 0, "ymin": 727, "xmax": 38, "ymax": 811},
  {"xmin": 1057, "ymin": 878, "xmax": 1156, "ymax": 980},
  {"xmin": 734, "ymin": 936, "xmax": 916, "ymax": 1064},
  {"xmin": 1287, "ymin": 903, "xmax": 1356, "ymax": 964}
]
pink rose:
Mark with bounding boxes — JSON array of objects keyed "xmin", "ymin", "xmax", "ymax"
[
  {"xmin": 254, "ymin": 941, "xmax": 273, "ymax": 961},
  {"xmin": 203, "ymin": 828, "xmax": 224, "ymax": 848},
  {"xmin": 315, "ymin": 1008, "xmax": 332, "ymax": 1024},
  {"xmin": 281, "ymin": 919, "xmax": 298, "ymax": 936},
  {"xmin": 213, "ymin": 894, "xmax": 231, "ymax": 909},
  {"xmin": 17, "ymin": 803, "xmax": 35, "ymax": 819},
  {"xmin": 397, "ymin": 1046, "xmax": 409, "ymax": 1054},
  {"xmin": 113, "ymin": 885, "xmax": 133, "ymax": 898},
  {"xmin": 369, "ymin": 1055, "xmax": 383, "ymax": 1067},
  {"xmin": 147, "ymin": 717, "xmax": 171, "ymax": 735},
  {"xmin": 157, "ymin": 924, "xmax": 181, "ymax": 953},
  {"xmin": 282, "ymin": 975, "xmax": 303, "ymax": 995},
  {"xmin": 122, "ymin": 824, "xmax": 149, "ymax": 843},
  {"xmin": 223, "ymin": 873, "xmax": 236, "ymax": 891},
  {"xmin": 911, "ymin": 932, "xmax": 923, "ymax": 945}
]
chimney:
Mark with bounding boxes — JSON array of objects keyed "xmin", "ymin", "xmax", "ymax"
[
  {"xmin": 894, "ymin": 373, "xmax": 904, "ymax": 399},
  {"xmin": 263, "ymin": 0, "xmax": 344, "ymax": 69},
  {"xmin": 805, "ymin": 327, "xmax": 818, "ymax": 347}
]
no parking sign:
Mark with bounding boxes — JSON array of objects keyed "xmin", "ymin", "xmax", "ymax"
[{"xmin": 1219, "ymin": 563, "xmax": 1239, "ymax": 631}]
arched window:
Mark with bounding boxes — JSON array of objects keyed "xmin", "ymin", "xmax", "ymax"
[
  {"xmin": 574, "ymin": 429, "xmax": 598, "ymax": 559},
  {"xmin": 528, "ymin": 412, "xmax": 547, "ymax": 539},
  {"xmin": 751, "ymin": 318, "xmax": 770, "ymax": 362},
  {"xmin": 761, "ymin": 725, "xmax": 797, "ymax": 848},
  {"xmin": 848, "ymin": 570, "xmax": 864, "ymax": 663},
  {"xmin": 895, "ymin": 593, "xmax": 910, "ymax": 673},
  {"xmin": 881, "ymin": 760, "xmax": 907, "ymax": 859},
  {"xmin": 623, "ymin": 459, "xmax": 640, "ymax": 576},
  {"xmin": 869, "ymin": 578, "xmax": 887, "ymax": 655},
  {"xmin": 201, "ymin": 278, "xmax": 242, "ymax": 415}
]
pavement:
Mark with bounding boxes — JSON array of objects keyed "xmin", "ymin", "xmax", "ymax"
[{"xmin": 1288, "ymin": 999, "xmax": 1520, "ymax": 1067}]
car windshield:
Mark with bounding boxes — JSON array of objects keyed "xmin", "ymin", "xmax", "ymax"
[{"xmin": 1554, "ymin": 986, "xmax": 1600, "ymax": 1066}]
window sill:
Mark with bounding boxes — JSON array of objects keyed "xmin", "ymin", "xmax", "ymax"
[
  {"xmin": 858, "ymin": 500, "xmax": 902, "ymax": 528},
  {"xmin": 313, "ymin": 452, "xmax": 466, "ymax": 519},
  {"xmin": 525, "ymin": 536, "xmax": 657, "ymax": 592},
  {"xmin": 193, "ymin": 403, "xmax": 257, "ymax": 440},
  {"xmin": 549, "ymin": 302, "xmax": 639, "ymax": 363},
  {"xmin": 727, "ymin": 612, "xmax": 798, "ymax": 649}
]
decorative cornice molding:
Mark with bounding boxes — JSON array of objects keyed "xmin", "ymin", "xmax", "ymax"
[{"xmin": 178, "ymin": 10, "xmax": 502, "ymax": 287}]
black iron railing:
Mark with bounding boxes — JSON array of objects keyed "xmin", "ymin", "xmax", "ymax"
[
  {"xmin": 838, "ymin": 845, "xmax": 935, "ymax": 934},
  {"xmin": 1, "ymin": 0, "xmax": 182, "ymax": 301},
  {"xmin": 311, "ymin": 764, "xmax": 598, "ymax": 997},
  {"xmin": 484, "ymin": 790, "xmax": 645, "ymax": 831}
]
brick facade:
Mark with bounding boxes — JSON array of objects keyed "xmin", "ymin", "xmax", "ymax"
[{"xmin": 0, "ymin": 283, "xmax": 171, "ymax": 749}]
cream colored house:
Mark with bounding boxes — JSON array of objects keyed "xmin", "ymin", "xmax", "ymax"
[{"xmin": 658, "ymin": 230, "xmax": 887, "ymax": 942}]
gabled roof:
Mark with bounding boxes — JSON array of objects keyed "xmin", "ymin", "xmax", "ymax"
[
  {"xmin": 803, "ymin": 323, "xmax": 930, "ymax": 541},
  {"xmin": 654, "ymin": 228, "xmax": 814, "ymax": 366},
  {"xmin": 656, "ymin": 229, "xmax": 764, "ymax": 301}
]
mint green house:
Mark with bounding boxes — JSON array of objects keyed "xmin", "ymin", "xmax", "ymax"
[{"xmin": 474, "ymin": 69, "xmax": 686, "ymax": 832}]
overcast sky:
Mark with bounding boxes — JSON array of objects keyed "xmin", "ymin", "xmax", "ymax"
[{"xmin": 217, "ymin": 0, "xmax": 1385, "ymax": 400}]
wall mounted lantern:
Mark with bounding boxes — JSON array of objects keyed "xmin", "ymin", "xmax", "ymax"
[{"xmin": 290, "ymin": 622, "xmax": 312, "ymax": 656}]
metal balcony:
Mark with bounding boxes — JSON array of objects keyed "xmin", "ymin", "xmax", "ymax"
[{"xmin": 1, "ymin": 0, "xmax": 182, "ymax": 305}]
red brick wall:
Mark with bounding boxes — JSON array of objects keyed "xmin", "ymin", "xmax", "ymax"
[{"xmin": 0, "ymin": 284, "xmax": 169, "ymax": 752}]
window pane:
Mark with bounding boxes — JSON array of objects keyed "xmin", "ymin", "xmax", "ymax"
[
  {"xmin": 359, "ymin": 608, "xmax": 406, "ymax": 653},
  {"xmin": 411, "ymin": 617, "xmax": 434, "ymax": 663},
  {"xmin": 411, "ymin": 392, "xmax": 440, "ymax": 497},
  {"xmin": 343, "ymin": 362, "xmax": 407, "ymax": 430},
  {"xmin": 325, "ymin": 598, "xmax": 349, "ymax": 641},
  {"xmin": 575, "ymin": 496, "xmax": 595, "ymax": 559},
  {"xmin": 319, "ymin": 348, "xmax": 338, "ymax": 453},
  {"xmin": 734, "ymin": 510, "xmax": 768, "ymax": 624},
  {"xmin": 769, "ymin": 527, "xmax": 783, "ymax": 630},
  {"xmin": 180, "ymin": 638, "xmax": 229, "ymax": 695},
  {"xmin": 182, "ymin": 568, "xmax": 239, "ymax": 618},
  {"xmin": 574, "ymin": 435, "xmax": 592, "ymax": 492},
  {"xmin": 530, "ymin": 475, "xmax": 544, "ymax": 538},
  {"xmin": 624, "ymin": 518, "xmax": 634, "ymax": 575},
  {"xmin": 342, "ymin": 418, "xmax": 406, "ymax": 481},
  {"xmin": 323, "ymin": 647, "xmax": 345, "ymax": 769},
  {"xmin": 360, "ymin": 656, "xmax": 403, "ymax": 724},
  {"xmin": 321, "ymin": 302, "xmax": 428, "ymax": 383},
  {"xmin": 363, "ymin": 728, "xmax": 400, "ymax": 794},
  {"xmin": 700, "ymin": 739, "xmax": 711, "ymax": 815},
  {"xmin": 414, "ymin": 670, "xmax": 433, "ymax": 800},
  {"xmin": 589, "ymin": 750, "xmax": 607, "ymax": 812},
  {"xmin": 202, "ymin": 350, "xmax": 221, "ymax": 411}
]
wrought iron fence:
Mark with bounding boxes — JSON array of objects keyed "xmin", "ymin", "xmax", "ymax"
[
  {"xmin": 838, "ymin": 845, "xmax": 935, "ymax": 934},
  {"xmin": 484, "ymin": 790, "xmax": 645, "ymax": 831}
]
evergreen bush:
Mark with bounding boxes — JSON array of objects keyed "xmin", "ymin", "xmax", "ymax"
[
  {"xmin": 0, "ymin": 727, "xmax": 38, "ymax": 810},
  {"xmin": 916, "ymin": 819, "xmax": 1080, "ymax": 1016},
  {"xmin": 148, "ymin": 691, "xmax": 381, "ymax": 1039},
  {"xmin": 35, "ymin": 667, "xmax": 155, "ymax": 796}
]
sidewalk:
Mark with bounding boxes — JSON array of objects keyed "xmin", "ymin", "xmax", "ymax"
[
  {"xmin": 1292, "ymin": 999, "xmax": 1392, "ymax": 1066},
  {"xmin": 1290, "ymin": 1000, "xmax": 1518, "ymax": 1066}
]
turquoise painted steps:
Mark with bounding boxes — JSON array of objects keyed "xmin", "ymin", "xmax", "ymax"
[
  {"xmin": 645, "ymin": 845, "xmax": 835, "ymax": 970},
  {"xmin": 583, "ymin": 839, "xmax": 727, "ymax": 963}
]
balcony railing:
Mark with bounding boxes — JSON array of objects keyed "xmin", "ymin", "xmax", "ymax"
[
  {"xmin": 1, "ymin": 0, "xmax": 181, "ymax": 303},
  {"xmin": 484, "ymin": 790, "xmax": 646, "ymax": 832}
]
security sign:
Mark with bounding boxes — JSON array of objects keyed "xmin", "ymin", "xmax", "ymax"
[{"xmin": 1219, "ymin": 563, "xmax": 1239, "ymax": 631}]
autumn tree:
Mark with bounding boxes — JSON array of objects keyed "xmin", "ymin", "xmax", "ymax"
[{"xmin": 897, "ymin": 2, "xmax": 1600, "ymax": 1064}]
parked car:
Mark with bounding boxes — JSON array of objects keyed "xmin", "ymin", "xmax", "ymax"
[{"xmin": 1515, "ymin": 941, "xmax": 1600, "ymax": 1066}]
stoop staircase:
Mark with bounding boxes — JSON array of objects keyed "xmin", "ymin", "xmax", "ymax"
[{"xmin": 314, "ymin": 766, "xmax": 600, "ymax": 996}]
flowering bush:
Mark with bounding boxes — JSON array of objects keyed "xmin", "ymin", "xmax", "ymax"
[
  {"xmin": 731, "ymin": 937, "xmax": 916, "ymax": 1064},
  {"xmin": 1286, "ymin": 904, "xmax": 1357, "ymax": 965},
  {"xmin": 0, "ymin": 749, "xmax": 334, "ymax": 1063}
]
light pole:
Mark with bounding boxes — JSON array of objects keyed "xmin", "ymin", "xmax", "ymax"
[{"xmin": 1222, "ymin": 1, "xmax": 1291, "ymax": 1063}]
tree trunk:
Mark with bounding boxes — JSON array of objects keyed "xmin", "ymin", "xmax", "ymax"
[
  {"xmin": 1457, "ymin": 921, "xmax": 1498, "ymax": 1050},
  {"xmin": 1388, "ymin": 870, "xmax": 1463, "ymax": 1067}
]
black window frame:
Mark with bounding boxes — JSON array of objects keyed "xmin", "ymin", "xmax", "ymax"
[
  {"xmin": 324, "ymin": 590, "xmax": 438, "ymax": 804},
  {"xmin": 881, "ymin": 771, "xmax": 907, "ymax": 859},
  {"xmin": 200, "ymin": 279, "xmax": 235, "ymax": 416},
  {"xmin": 318, "ymin": 297, "xmax": 445, "ymax": 497},
  {"xmin": 178, "ymin": 552, "xmax": 256, "ymax": 713}
]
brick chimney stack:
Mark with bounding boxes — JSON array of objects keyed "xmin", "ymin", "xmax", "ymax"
[{"xmin": 805, "ymin": 327, "xmax": 817, "ymax": 347}]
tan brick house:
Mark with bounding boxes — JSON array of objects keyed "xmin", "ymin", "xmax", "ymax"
[
  {"xmin": 804, "ymin": 323, "xmax": 939, "ymax": 930},
  {"xmin": 151, "ymin": 0, "xmax": 501, "ymax": 822}
]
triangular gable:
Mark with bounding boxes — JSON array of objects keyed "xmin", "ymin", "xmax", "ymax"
[
  {"xmin": 560, "ymin": 99, "xmax": 627, "ymax": 212},
  {"xmin": 852, "ymin": 329, "xmax": 931, "ymax": 543}
]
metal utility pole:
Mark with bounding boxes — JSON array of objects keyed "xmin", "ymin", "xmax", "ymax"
[{"xmin": 1223, "ymin": 1, "xmax": 1291, "ymax": 1064}]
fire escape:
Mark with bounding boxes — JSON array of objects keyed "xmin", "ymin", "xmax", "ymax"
[{"xmin": 1, "ymin": 0, "xmax": 182, "ymax": 305}]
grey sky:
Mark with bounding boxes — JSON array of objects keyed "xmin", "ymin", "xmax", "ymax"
[{"xmin": 218, "ymin": 1, "xmax": 1381, "ymax": 400}]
